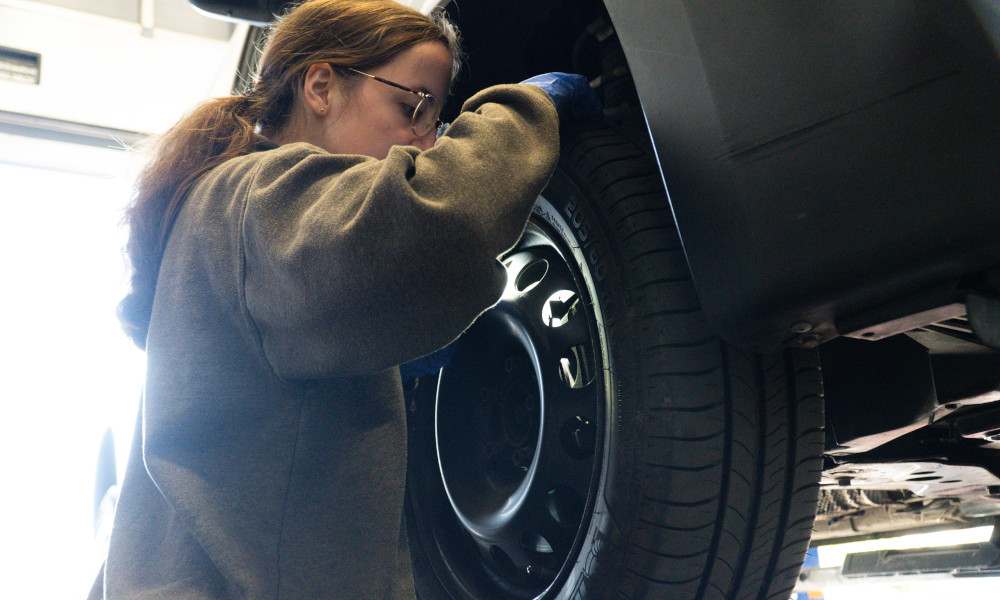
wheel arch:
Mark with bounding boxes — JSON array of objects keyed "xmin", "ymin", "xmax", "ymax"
[
  {"xmin": 442, "ymin": 0, "xmax": 643, "ymax": 117},
  {"xmin": 453, "ymin": 0, "xmax": 1000, "ymax": 356}
]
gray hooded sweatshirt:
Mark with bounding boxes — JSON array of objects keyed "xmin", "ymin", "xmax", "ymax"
[{"xmin": 90, "ymin": 84, "xmax": 559, "ymax": 600}]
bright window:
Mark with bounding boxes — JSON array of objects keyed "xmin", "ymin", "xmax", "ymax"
[{"xmin": 0, "ymin": 133, "xmax": 146, "ymax": 598}]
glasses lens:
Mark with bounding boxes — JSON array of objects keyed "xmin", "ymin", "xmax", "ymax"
[{"xmin": 411, "ymin": 95, "xmax": 441, "ymax": 136}]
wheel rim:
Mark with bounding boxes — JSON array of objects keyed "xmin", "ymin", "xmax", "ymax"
[{"xmin": 429, "ymin": 218, "xmax": 606, "ymax": 598}]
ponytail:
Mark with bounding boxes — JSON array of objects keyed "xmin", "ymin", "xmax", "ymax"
[{"xmin": 118, "ymin": 94, "xmax": 261, "ymax": 348}]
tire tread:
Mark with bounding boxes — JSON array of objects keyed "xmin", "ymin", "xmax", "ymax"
[{"xmin": 557, "ymin": 121, "xmax": 824, "ymax": 600}]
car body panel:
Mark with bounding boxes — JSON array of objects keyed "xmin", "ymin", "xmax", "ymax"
[{"xmin": 603, "ymin": 0, "xmax": 1000, "ymax": 350}]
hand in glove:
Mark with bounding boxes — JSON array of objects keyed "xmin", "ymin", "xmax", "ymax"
[
  {"xmin": 520, "ymin": 72, "xmax": 602, "ymax": 122},
  {"xmin": 399, "ymin": 342, "xmax": 457, "ymax": 383}
]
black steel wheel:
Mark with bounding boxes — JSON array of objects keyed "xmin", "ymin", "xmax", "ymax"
[
  {"xmin": 406, "ymin": 120, "xmax": 825, "ymax": 600},
  {"xmin": 418, "ymin": 215, "xmax": 606, "ymax": 599}
]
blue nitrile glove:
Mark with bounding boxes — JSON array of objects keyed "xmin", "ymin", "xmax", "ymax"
[
  {"xmin": 399, "ymin": 342, "xmax": 457, "ymax": 382},
  {"xmin": 519, "ymin": 72, "xmax": 602, "ymax": 121}
]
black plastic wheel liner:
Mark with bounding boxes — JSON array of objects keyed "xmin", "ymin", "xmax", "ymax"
[{"xmin": 602, "ymin": 0, "xmax": 1000, "ymax": 350}]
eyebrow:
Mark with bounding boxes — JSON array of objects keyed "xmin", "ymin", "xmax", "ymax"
[
  {"xmin": 387, "ymin": 76, "xmax": 435, "ymax": 97},
  {"xmin": 394, "ymin": 81, "xmax": 433, "ymax": 96}
]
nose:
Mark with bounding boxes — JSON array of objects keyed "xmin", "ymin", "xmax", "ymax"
[{"xmin": 411, "ymin": 130, "xmax": 436, "ymax": 152}]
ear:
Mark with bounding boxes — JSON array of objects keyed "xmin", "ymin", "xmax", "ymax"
[{"xmin": 301, "ymin": 63, "xmax": 341, "ymax": 118}]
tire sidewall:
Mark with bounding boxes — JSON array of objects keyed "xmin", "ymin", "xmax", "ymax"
[{"xmin": 531, "ymin": 165, "xmax": 643, "ymax": 599}]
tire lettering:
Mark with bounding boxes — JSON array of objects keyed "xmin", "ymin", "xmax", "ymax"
[
  {"xmin": 561, "ymin": 194, "xmax": 607, "ymax": 283},
  {"xmin": 570, "ymin": 527, "xmax": 606, "ymax": 599},
  {"xmin": 589, "ymin": 247, "xmax": 606, "ymax": 282}
]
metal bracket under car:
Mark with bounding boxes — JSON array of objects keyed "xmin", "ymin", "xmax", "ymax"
[
  {"xmin": 968, "ymin": 293, "xmax": 1000, "ymax": 350},
  {"xmin": 822, "ymin": 462, "xmax": 1000, "ymax": 512}
]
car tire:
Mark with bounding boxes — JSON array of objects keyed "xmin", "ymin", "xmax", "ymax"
[{"xmin": 405, "ymin": 119, "xmax": 825, "ymax": 600}]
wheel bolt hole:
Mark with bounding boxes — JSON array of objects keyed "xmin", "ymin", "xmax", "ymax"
[
  {"xmin": 547, "ymin": 485, "xmax": 584, "ymax": 527},
  {"xmin": 558, "ymin": 344, "xmax": 594, "ymax": 389},
  {"xmin": 516, "ymin": 259, "xmax": 548, "ymax": 293},
  {"xmin": 520, "ymin": 531, "xmax": 554, "ymax": 554},
  {"xmin": 560, "ymin": 416, "xmax": 596, "ymax": 460},
  {"xmin": 542, "ymin": 290, "xmax": 579, "ymax": 328}
]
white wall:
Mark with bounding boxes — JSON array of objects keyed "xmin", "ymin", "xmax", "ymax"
[{"xmin": 0, "ymin": 0, "xmax": 248, "ymax": 135}]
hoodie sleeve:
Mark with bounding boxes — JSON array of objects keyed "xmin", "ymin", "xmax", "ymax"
[{"xmin": 240, "ymin": 84, "xmax": 559, "ymax": 380}]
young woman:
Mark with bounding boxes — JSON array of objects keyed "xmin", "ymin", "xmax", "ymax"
[{"xmin": 89, "ymin": 0, "xmax": 597, "ymax": 599}]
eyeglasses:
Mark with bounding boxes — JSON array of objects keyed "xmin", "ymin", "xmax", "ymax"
[{"xmin": 346, "ymin": 67, "xmax": 443, "ymax": 137}]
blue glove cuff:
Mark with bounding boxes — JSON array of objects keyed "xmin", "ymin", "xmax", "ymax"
[
  {"xmin": 399, "ymin": 342, "xmax": 457, "ymax": 382},
  {"xmin": 520, "ymin": 72, "xmax": 602, "ymax": 122}
]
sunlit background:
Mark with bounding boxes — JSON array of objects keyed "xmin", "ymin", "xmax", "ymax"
[
  {"xmin": 0, "ymin": 1, "xmax": 245, "ymax": 597},
  {"xmin": 804, "ymin": 526, "xmax": 996, "ymax": 600},
  {"xmin": 0, "ymin": 138, "xmax": 145, "ymax": 595}
]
